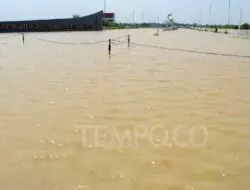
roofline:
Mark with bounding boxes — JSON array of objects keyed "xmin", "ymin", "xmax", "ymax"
[{"xmin": 0, "ymin": 11, "xmax": 103, "ymax": 23}]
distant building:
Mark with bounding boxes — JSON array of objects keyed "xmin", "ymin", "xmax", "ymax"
[
  {"xmin": 0, "ymin": 11, "xmax": 103, "ymax": 33},
  {"xmin": 103, "ymin": 13, "xmax": 115, "ymax": 22}
]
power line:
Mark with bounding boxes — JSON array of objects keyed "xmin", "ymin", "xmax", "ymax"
[
  {"xmin": 35, "ymin": 35, "xmax": 129, "ymax": 45},
  {"xmin": 35, "ymin": 36, "xmax": 108, "ymax": 45},
  {"xmin": 129, "ymin": 41, "xmax": 250, "ymax": 59}
]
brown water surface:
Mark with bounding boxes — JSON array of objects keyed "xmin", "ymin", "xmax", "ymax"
[{"xmin": 0, "ymin": 29, "xmax": 250, "ymax": 190}]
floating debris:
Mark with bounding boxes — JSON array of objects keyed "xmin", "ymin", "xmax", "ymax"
[
  {"xmin": 222, "ymin": 173, "xmax": 228, "ymax": 177},
  {"xmin": 49, "ymin": 100, "xmax": 55, "ymax": 105},
  {"xmin": 75, "ymin": 128, "xmax": 81, "ymax": 133},
  {"xmin": 89, "ymin": 115, "xmax": 95, "ymax": 120},
  {"xmin": 147, "ymin": 159, "xmax": 171, "ymax": 167},
  {"xmin": 50, "ymin": 140, "xmax": 56, "ymax": 145},
  {"xmin": 184, "ymin": 185, "xmax": 195, "ymax": 190},
  {"xmin": 153, "ymin": 139, "xmax": 161, "ymax": 144},
  {"xmin": 112, "ymin": 173, "xmax": 125, "ymax": 180},
  {"xmin": 54, "ymin": 154, "xmax": 60, "ymax": 159},
  {"xmin": 47, "ymin": 152, "xmax": 60, "ymax": 160},
  {"xmin": 151, "ymin": 161, "xmax": 156, "ymax": 165},
  {"xmin": 101, "ymin": 133, "xmax": 107, "ymax": 138},
  {"xmin": 76, "ymin": 185, "xmax": 90, "ymax": 190},
  {"xmin": 58, "ymin": 144, "xmax": 64, "ymax": 148},
  {"xmin": 33, "ymin": 155, "xmax": 45, "ymax": 161},
  {"xmin": 119, "ymin": 173, "xmax": 125, "ymax": 179}
]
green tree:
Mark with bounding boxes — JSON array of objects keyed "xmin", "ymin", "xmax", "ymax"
[
  {"xmin": 241, "ymin": 22, "xmax": 250, "ymax": 30},
  {"xmin": 73, "ymin": 14, "xmax": 80, "ymax": 18},
  {"xmin": 103, "ymin": 19, "xmax": 111, "ymax": 27}
]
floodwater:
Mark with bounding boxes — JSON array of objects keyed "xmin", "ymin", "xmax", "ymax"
[{"xmin": 0, "ymin": 29, "xmax": 250, "ymax": 190}]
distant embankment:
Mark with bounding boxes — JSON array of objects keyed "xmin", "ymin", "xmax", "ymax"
[
  {"xmin": 192, "ymin": 27, "xmax": 250, "ymax": 38},
  {"xmin": 223, "ymin": 29, "xmax": 250, "ymax": 37}
]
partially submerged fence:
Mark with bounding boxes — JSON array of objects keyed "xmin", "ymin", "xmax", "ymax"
[{"xmin": 1, "ymin": 32, "xmax": 250, "ymax": 59}]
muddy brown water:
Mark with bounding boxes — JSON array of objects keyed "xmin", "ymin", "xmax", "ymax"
[{"xmin": 0, "ymin": 29, "xmax": 250, "ymax": 190}]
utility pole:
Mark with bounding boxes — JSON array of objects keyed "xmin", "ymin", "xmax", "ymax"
[
  {"xmin": 209, "ymin": 3, "xmax": 212, "ymax": 25},
  {"xmin": 205, "ymin": 2, "xmax": 212, "ymax": 27},
  {"xmin": 133, "ymin": 9, "xmax": 135, "ymax": 26},
  {"xmin": 238, "ymin": 8, "xmax": 243, "ymax": 30},
  {"xmin": 157, "ymin": 16, "xmax": 160, "ymax": 34},
  {"xmin": 142, "ymin": 10, "xmax": 145, "ymax": 24},
  {"xmin": 104, "ymin": 0, "xmax": 107, "ymax": 13},
  {"xmin": 199, "ymin": 12, "xmax": 203, "ymax": 30},
  {"xmin": 228, "ymin": 0, "xmax": 231, "ymax": 25}
]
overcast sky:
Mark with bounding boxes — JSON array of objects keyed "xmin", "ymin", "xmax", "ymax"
[{"xmin": 0, "ymin": 0, "xmax": 249, "ymax": 24}]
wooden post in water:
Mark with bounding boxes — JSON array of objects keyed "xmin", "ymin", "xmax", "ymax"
[
  {"xmin": 108, "ymin": 39, "xmax": 111, "ymax": 55},
  {"xmin": 22, "ymin": 33, "xmax": 25, "ymax": 45},
  {"xmin": 128, "ymin": 34, "xmax": 130, "ymax": 48}
]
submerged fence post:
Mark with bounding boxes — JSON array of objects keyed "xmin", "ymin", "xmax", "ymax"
[
  {"xmin": 128, "ymin": 34, "xmax": 130, "ymax": 48},
  {"xmin": 22, "ymin": 33, "xmax": 25, "ymax": 45},
  {"xmin": 109, "ymin": 39, "xmax": 111, "ymax": 55}
]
